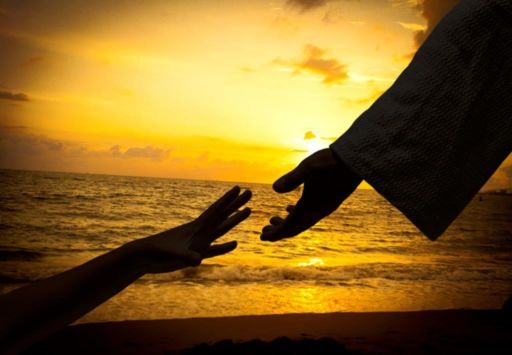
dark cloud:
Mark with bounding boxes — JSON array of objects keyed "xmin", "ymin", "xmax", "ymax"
[
  {"xmin": 304, "ymin": 130, "xmax": 316, "ymax": 140},
  {"xmin": 287, "ymin": 0, "xmax": 329, "ymax": 12},
  {"xmin": 275, "ymin": 44, "xmax": 349, "ymax": 85},
  {"xmin": 0, "ymin": 90, "xmax": 29, "ymax": 102},
  {"xmin": 0, "ymin": 1, "xmax": 138, "ymax": 34},
  {"xmin": 20, "ymin": 56, "xmax": 44, "ymax": 67},
  {"xmin": 286, "ymin": 0, "xmax": 459, "ymax": 48},
  {"xmin": 0, "ymin": 128, "xmax": 66, "ymax": 160},
  {"xmin": 0, "ymin": 128, "xmax": 170, "ymax": 168},
  {"xmin": 414, "ymin": 0, "xmax": 459, "ymax": 46}
]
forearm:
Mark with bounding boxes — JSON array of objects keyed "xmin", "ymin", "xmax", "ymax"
[
  {"xmin": 0, "ymin": 241, "xmax": 145, "ymax": 353},
  {"xmin": 331, "ymin": 0, "xmax": 512, "ymax": 239},
  {"xmin": 0, "ymin": 186, "xmax": 250, "ymax": 353}
]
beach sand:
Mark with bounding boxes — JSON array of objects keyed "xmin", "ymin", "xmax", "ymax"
[{"xmin": 27, "ymin": 310, "xmax": 511, "ymax": 354}]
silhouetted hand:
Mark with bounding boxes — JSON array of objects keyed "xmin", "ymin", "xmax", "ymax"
[
  {"xmin": 261, "ymin": 149, "xmax": 361, "ymax": 242},
  {"xmin": 0, "ymin": 186, "xmax": 252, "ymax": 353},
  {"xmin": 132, "ymin": 186, "xmax": 252, "ymax": 273}
]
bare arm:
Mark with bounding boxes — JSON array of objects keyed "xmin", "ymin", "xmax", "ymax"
[{"xmin": 0, "ymin": 186, "xmax": 251, "ymax": 353}]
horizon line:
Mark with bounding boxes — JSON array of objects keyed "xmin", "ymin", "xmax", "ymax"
[{"xmin": 0, "ymin": 166, "xmax": 272, "ymax": 186}]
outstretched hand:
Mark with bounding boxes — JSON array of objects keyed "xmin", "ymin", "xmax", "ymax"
[
  {"xmin": 0, "ymin": 186, "xmax": 252, "ymax": 353},
  {"xmin": 261, "ymin": 149, "xmax": 361, "ymax": 242},
  {"xmin": 132, "ymin": 186, "xmax": 252, "ymax": 273}
]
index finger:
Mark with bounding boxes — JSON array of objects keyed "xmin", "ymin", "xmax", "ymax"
[
  {"xmin": 260, "ymin": 200, "xmax": 309, "ymax": 241},
  {"xmin": 196, "ymin": 186, "xmax": 241, "ymax": 225}
]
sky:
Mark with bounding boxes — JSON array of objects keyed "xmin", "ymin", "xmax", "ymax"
[{"xmin": 0, "ymin": 0, "xmax": 510, "ymax": 188}]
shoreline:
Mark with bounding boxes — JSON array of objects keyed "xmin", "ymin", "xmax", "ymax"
[{"xmin": 28, "ymin": 309, "xmax": 511, "ymax": 354}]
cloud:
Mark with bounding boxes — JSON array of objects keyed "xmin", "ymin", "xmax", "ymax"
[
  {"xmin": 110, "ymin": 144, "xmax": 169, "ymax": 161},
  {"xmin": 20, "ymin": 56, "xmax": 44, "ymax": 67},
  {"xmin": 304, "ymin": 130, "xmax": 317, "ymax": 140},
  {"xmin": 275, "ymin": 44, "xmax": 349, "ymax": 85},
  {"xmin": 287, "ymin": 0, "xmax": 329, "ymax": 12},
  {"xmin": 0, "ymin": 90, "xmax": 30, "ymax": 102},
  {"xmin": 286, "ymin": 0, "xmax": 459, "ymax": 49},
  {"xmin": 0, "ymin": 128, "xmax": 171, "ymax": 170},
  {"xmin": 320, "ymin": 136, "xmax": 338, "ymax": 142},
  {"xmin": 343, "ymin": 88, "xmax": 385, "ymax": 107},
  {"xmin": 414, "ymin": 0, "xmax": 459, "ymax": 46},
  {"xmin": 240, "ymin": 66, "xmax": 256, "ymax": 73},
  {"xmin": 0, "ymin": 128, "xmax": 68, "ymax": 162},
  {"xmin": 398, "ymin": 21, "xmax": 427, "ymax": 31}
]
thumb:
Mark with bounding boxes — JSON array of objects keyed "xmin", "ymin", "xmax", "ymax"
[
  {"xmin": 203, "ymin": 241, "xmax": 238, "ymax": 258},
  {"xmin": 273, "ymin": 162, "xmax": 308, "ymax": 193}
]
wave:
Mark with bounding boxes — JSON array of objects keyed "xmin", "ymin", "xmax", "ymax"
[
  {"xmin": 139, "ymin": 263, "xmax": 512, "ymax": 284},
  {"xmin": 0, "ymin": 249, "xmax": 43, "ymax": 261},
  {"xmin": 1, "ymin": 259, "xmax": 510, "ymax": 286}
]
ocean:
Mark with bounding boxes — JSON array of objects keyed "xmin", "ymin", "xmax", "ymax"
[{"xmin": 0, "ymin": 169, "xmax": 511, "ymax": 323}]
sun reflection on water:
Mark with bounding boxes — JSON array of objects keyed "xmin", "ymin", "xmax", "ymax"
[{"xmin": 297, "ymin": 258, "xmax": 325, "ymax": 267}]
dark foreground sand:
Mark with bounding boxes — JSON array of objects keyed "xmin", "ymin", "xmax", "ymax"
[{"xmin": 27, "ymin": 310, "xmax": 511, "ymax": 354}]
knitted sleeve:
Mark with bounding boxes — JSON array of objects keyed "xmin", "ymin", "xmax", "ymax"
[{"xmin": 330, "ymin": 0, "xmax": 512, "ymax": 240}]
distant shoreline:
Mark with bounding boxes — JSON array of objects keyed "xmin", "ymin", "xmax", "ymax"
[
  {"xmin": 0, "ymin": 167, "xmax": 271, "ymax": 186},
  {"xmin": 2, "ymin": 168, "xmax": 508, "ymax": 193},
  {"xmin": 28, "ymin": 310, "xmax": 511, "ymax": 354}
]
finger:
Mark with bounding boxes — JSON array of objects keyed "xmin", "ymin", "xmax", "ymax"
[
  {"xmin": 261, "ymin": 222, "xmax": 290, "ymax": 242},
  {"xmin": 273, "ymin": 162, "xmax": 308, "ymax": 193},
  {"xmin": 196, "ymin": 186, "xmax": 240, "ymax": 224},
  {"xmin": 203, "ymin": 241, "xmax": 237, "ymax": 258},
  {"xmin": 200, "ymin": 189, "xmax": 252, "ymax": 232},
  {"xmin": 286, "ymin": 205, "xmax": 295, "ymax": 213},
  {"xmin": 269, "ymin": 216, "xmax": 284, "ymax": 226},
  {"xmin": 221, "ymin": 189, "xmax": 252, "ymax": 220},
  {"xmin": 261, "ymin": 225, "xmax": 274, "ymax": 234},
  {"xmin": 261, "ymin": 220, "xmax": 300, "ymax": 242},
  {"xmin": 260, "ymin": 199, "xmax": 315, "ymax": 242},
  {"xmin": 211, "ymin": 207, "xmax": 251, "ymax": 240}
]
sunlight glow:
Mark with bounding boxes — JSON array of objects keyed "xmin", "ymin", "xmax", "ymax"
[
  {"xmin": 0, "ymin": 0, "xmax": 422, "ymax": 183},
  {"xmin": 305, "ymin": 138, "xmax": 327, "ymax": 155},
  {"xmin": 297, "ymin": 258, "xmax": 325, "ymax": 267}
]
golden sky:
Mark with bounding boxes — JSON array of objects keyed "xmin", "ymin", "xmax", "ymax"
[{"xmin": 0, "ymin": 0, "xmax": 510, "ymax": 188}]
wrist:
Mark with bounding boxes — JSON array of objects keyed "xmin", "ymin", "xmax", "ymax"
[
  {"xmin": 118, "ymin": 240, "xmax": 151, "ymax": 277},
  {"xmin": 328, "ymin": 147, "xmax": 362, "ymax": 182}
]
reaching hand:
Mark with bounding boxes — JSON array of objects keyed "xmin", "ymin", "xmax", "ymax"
[
  {"xmin": 132, "ymin": 186, "xmax": 252, "ymax": 273},
  {"xmin": 261, "ymin": 148, "xmax": 361, "ymax": 242}
]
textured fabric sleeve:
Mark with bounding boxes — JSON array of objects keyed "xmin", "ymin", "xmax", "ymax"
[{"xmin": 330, "ymin": 0, "xmax": 512, "ymax": 240}]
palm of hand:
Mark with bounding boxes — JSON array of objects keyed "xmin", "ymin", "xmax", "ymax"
[
  {"xmin": 261, "ymin": 149, "xmax": 361, "ymax": 241},
  {"xmin": 134, "ymin": 186, "xmax": 251, "ymax": 274}
]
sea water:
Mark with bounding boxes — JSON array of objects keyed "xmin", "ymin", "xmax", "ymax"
[{"xmin": 0, "ymin": 169, "xmax": 511, "ymax": 322}]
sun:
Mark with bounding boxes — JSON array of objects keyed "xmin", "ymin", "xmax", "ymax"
[{"xmin": 305, "ymin": 137, "xmax": 327, "ymax": 155}]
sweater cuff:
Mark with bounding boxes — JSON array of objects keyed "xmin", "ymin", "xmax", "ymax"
[{"xmin": 330, "ymin": 136, "xmax": 446, "ymax": 241}]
